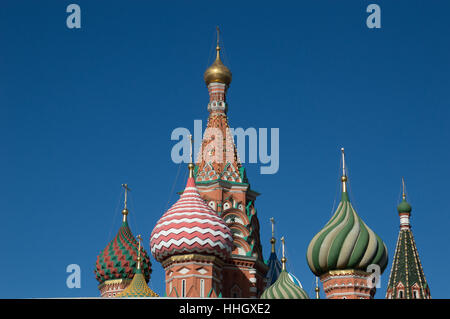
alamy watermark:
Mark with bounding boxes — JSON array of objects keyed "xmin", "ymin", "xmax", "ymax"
[
  {"xmin": 66, "ymin": 264, "xmax": 81, "ymax": 288},
  {"xmin": 366, "ymin": 264, "xmax": 381, "ymax": 289},
  {"xmin": 171, "ymin": 120, "xmax": 279, "ymax": 175}
]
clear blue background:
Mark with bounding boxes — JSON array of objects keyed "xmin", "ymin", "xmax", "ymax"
[{"xmin": 1, "ymin": 0, "xmax": 448, "ymax": 298}]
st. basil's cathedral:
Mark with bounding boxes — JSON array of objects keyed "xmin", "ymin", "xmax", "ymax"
[{"xmin": 94, "ymin": 30, "xmax": 431, "ymax": 299}]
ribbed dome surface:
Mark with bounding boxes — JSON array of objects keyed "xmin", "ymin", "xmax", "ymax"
[
  {"xmin": 265, "ymin": 251, "xmax": 282, "ymax": 288},
  {"xmin": 150, "ymin": 177, "xmax": 233, "ymax": 262},
  {"xmin": 95, "ymin": 221, "xmax": 152, "ymax": 284},
  {"xmin": 307, "ymin": 192, "xmax": 388, "ymax": 277},
  {"xmin": 261, "ymin": 270, "xmax": 309, "ymax": 299},
  {"xmin": 117, "ymin": 269, "xmax": 158, "ymax": 298}
]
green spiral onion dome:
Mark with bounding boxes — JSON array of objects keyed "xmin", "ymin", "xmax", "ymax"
[
  {"xmin": 95, "ymin": 217, "xmax": 152, "ymax": 284},
  {"xmin": 307, "ymin": 190, "xmax": 388, "ymax": 277},
  {"xmin": 261, "ymin": 270, "xmax": 309, "ymax": 299}
]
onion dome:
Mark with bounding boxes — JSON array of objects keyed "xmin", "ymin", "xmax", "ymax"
[
  {"xmin": 261, "ymin": 237, "xmax": 309, "ymax": 299},
  {"xmin": 204, "ymin": 27, "xmax": 232, "ymax": 86},
  {"xmin": 397, "ymin": 199, "xmax": 412, "ymax": 214},
  {"xmin": 95, "ymin": 185, "xmax": 152, "ymax": 284},
  {"xmin": 150, "ymin": 161, "xmax": 233, "ymax": 262},
  {"xmin": 118, "ymin": 235, "xmax": 158, "ymax": 298},
  {"xmin": 306, "ymin": 148, "xmax": 388, "ymax": 277}
]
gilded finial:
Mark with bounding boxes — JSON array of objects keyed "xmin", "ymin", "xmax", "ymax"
[
  {"xmin": 281, "ymin": 236, "xmax": 286, "ymax": 271},
  {"xmin": 402, "ymin": 177, "xmax": 406, "ymax": 200},
  {"xmin": 216, "ymin": 26, "xmax": 220, "ymax": 53},
  {"xmin": 270, "ymin": 217, "xmax": 276, "ymax": 253},
  {"xmin": 315, "ymin": 276, "xmax": 320, "ymax": 299},
  {"xmin": 341, "ymin": 148, "xmax": 347, "ymax": 193},
  {"xmin": 188, "ymin": 135, "xmax": 195, "ymax": 178},
  {"xmin": 121, "ymin": 183, "xmax": 131, "ymax": 222},
  {"xmin": 136, "ymin": 234, "xmax": 142, "ymax": 270}
]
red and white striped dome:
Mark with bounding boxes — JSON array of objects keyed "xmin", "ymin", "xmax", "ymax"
[{"xmin": 150, "ymin": 176, "xmax": 233, "ymax": 262}]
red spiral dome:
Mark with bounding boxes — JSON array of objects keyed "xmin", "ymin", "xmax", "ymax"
[{"xmin": 150, "ymin": 175, "xmax": 233, "ymax": 262}]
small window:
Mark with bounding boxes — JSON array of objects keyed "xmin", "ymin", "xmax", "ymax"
[
  {"xmin": 182, "ymin": 279, "xmax": 186, "ymax": 297},
  {"xmin": 200, "ymin": 279, "xmax": 205, "ymax": 298},
  {"xmin": 398, "ymin": 290, "xmax": 404, "ymax": 298}
]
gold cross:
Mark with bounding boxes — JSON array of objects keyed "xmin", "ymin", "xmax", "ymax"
[
  {"xmin": 270, "ymin": 217, "xmax": 275, "ymax": 238},
  {"xmin": 216, "ymin": 26, "xmax": 220, "ymax": 47},
  {"xmin": 121, "ymin": 183, "xmax": 131, "ymax": 209},
  {"xmin": 189, "ymin": 135, "xmax": 193, "ymax": 164}
]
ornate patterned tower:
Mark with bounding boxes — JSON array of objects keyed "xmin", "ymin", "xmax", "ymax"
[
  {"xmin": 150, "ymin": 159, "xmax": 234, "ymax": 298},
  {"xmin": 194, "ymin": 28, "xmax": 268, "ymax": 298},
  {"xmin": 385, "ymin": 179, "xmax": 431, "ymax": 299},
  {"xmin": 95, "ymin": 184, "xmax": 152, "ymax": 297},
  {"xmin": 306, "ymin": 148, "xmax": 388, "ymax": 299}
]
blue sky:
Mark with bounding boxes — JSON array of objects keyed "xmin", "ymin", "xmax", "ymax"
[{"xmin": 1, "ymin": 0, "xmax": 449, "ymax": 298}]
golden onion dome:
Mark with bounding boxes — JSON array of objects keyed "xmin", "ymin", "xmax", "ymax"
[{"xmin": 204, "ymin": 45, "xmax": 232, "ymax": 86}]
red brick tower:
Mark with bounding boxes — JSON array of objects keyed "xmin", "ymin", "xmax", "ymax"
[{"xmin": 194, "ymin": 28, "xmax": 268, "ymax": 298}]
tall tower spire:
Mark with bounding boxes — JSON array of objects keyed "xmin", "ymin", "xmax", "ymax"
[
  {"xmin": 385, "ymin": 179, "xmax": 431, "ymax": 299},
  {"xmin": 193, "ymin": 28, "xmax": 267, "ymax": 297}
]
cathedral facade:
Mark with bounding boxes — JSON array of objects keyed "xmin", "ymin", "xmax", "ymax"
[{"xmin": 94, "ymin": 31, "xmax": 431, "ymax": 300}]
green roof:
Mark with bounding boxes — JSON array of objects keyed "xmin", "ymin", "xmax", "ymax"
[{"xmin": 261, "ymin": 270, "xmax": 309, "ymax": 299}]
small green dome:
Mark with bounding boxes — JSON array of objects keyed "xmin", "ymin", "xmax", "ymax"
[
  {"xmin": 397, "ymin": 199, "xmax": 412, "ymax": 214},
  {"xmin": 261, "ymin": 270, "xmax": 309, "ymax": 299}
]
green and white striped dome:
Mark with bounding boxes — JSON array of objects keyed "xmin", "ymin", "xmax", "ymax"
[
  {"xmin": 306, "ymin": 149, "xmax": 388, "ymax": 277},
  {"xmin": 261, "ymin": 270, "xmax": 309, "ymax": 299}
]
